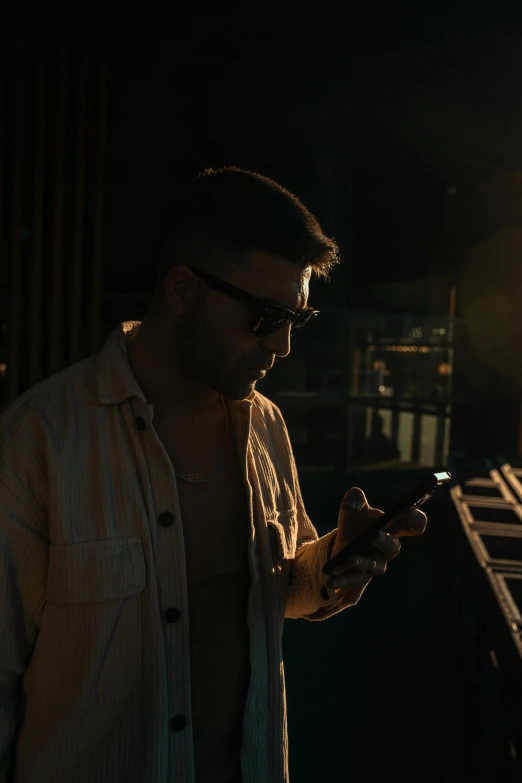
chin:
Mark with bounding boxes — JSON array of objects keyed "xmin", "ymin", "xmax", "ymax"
[
  {"xmin": 227, "ymin": 383, "xmax": 256, "ymax": 401},
  {"xmin": 213, "ymin": 378, "xmax": 256, "ymax": 401}
]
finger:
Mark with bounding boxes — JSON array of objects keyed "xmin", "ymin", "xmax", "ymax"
[
  {"xmin": 329, "ymin": 554, "xmax": 377, "ymax": 577},
  {"xmin": 383, "ymin": 508, "xmax": 427, "ymax": 538},
  {"xmin": 367, "ymin": 550, "xmax": 388, "ymax": 576},
  {"xmin": 371, "ymin": 530, "xmax": 401, "ymax": 562},
  {"xmin": 327, "ymin": 555, "xmax": 377, "ymax": 589},
  {"xmin": 327, "ymin": 570, "xmax": 374, "ymax": 589}
]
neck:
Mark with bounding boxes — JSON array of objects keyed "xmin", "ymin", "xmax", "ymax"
[{"xmin": 126, "ymin": 318, "xmax": 217, "ymax": 407}]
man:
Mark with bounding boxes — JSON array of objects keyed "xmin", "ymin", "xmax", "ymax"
[{"xmin": 0, "ymin": 167, "xmax": 426, "ymax": 783}]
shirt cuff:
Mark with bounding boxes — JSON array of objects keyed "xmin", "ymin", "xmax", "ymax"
[{"xmin": 315, "ymin": 529, "xmax": 340, "ymax": 605}]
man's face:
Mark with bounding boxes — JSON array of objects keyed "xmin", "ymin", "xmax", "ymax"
[{"xmin": 171, "ymin": 251, "xmax": 311, "ymax": 400}]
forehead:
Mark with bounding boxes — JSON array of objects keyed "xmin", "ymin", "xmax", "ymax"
[{"xmin": 229, "ymin": 251, "xmax": 311, "ymax": 310}]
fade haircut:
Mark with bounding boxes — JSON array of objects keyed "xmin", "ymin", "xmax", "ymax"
[{"xmin": 149, "ymin": 166, "xmax": 341, "ymax": 308}]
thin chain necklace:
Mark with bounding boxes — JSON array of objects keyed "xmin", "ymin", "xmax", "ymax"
[{"xmin": 173, "ymin": 394, "xmax": 229, "ymax": 484}]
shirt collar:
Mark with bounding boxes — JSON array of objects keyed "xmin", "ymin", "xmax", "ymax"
[{"xmin": 94, "ymin": 321, "xmax": 256, "ymax": 410}]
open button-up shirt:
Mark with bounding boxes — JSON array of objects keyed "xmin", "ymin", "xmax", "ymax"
[{"xmin": 0, "ymin": 321, "xmax": 359, "ymax": 783}]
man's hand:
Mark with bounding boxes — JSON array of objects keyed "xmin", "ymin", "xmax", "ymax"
[{"xmin": 325, "ymin": 486, "xmax": 427, "ymax": 593}]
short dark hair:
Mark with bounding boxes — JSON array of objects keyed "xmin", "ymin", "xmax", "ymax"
[{"xmin": 151, "ymin": 166, "xmax": 341, "ymax": 302}]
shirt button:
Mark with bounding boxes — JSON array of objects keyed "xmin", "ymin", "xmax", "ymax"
[
  {"xmin": 135, "ymin": 416, "xmax": 146, "ymax": 431},
  {"xmin": 164, "ymin": 607, "xmax": 180, "ymax": 623},
  {"xmin": 158, "ymin": 511, "xmax": 175, "ymax": 527},
  {"xmin": 170, "ymin": 715, "xmax": 187, "ymax": 732}
]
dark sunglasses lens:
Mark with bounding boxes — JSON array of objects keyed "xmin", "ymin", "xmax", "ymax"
[
  {"xmin": 253, "ymin": 310, "xmax": 317, "ymax": 336},
  {"xmin": 291, "ymin": 312, "xmax": 315, "ymax": 334}
]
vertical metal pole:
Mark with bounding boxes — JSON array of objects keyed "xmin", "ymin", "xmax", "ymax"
[
  {"xmin": 0, "ymin": 4, "xmax": 6, "ymax": 271},
  {"xmin": 49, "ymin": 45, "xmax": 68, "ymax": 375},
  {"xmin": 435, "ymin": 403, "xmax": 447, "ymax": 467},
  {"xmin": 7, "ymin": 17, "xmax": 26, "ymax": 403},
  {"xmin": 365, "ymin": 339, "xmax": 371, "ymax": 397},
  {"xmin": 448, "ymin": 283, "xmax": 456, "ymax": 399},
  {"xmin": 90, "ymin": 61, "xmax": 108, "ymax": 355},
  {"xmin": 69, "ymin": 51, "xmax": 88, "ymax": 365},
  {"xmin": 412, "ymin": 410, "xmax": 422, "ymax": 464},
  {"xmin": 391, "ymin": 406, "xmax": 400, "ymax": 457},
  {"xmin": 340, "ymin": 307, "xmax": 350, "ymax": 474},
  {"xmin": 29, "ymin": 27, "xmax": 48, "ymax": 387},
  {"xmin": 0, "ymin": 5, "xmax": 7, "ymax": 410}
]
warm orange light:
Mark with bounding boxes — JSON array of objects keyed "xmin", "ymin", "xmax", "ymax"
[{"xmin": 438, "ymin": 362, "xmax": 451, "ymax": 376}]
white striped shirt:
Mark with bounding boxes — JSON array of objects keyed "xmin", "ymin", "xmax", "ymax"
[{"xmin": 0, "ymin": 321, "xmax": 358, "ymax": 783}]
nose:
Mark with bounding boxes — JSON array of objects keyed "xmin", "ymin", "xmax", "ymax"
[{"xmin": 259, "ymin": 322, "xmax": 292, "ymax": 358}]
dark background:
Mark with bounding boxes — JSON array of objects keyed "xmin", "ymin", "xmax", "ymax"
[
  {"xmin": 32, "ymin": 6, "xmax": 522, "ymax": 294},
  {"xmin": 5, "ymin": 6, "xmax": 522, "ymax": 781}
]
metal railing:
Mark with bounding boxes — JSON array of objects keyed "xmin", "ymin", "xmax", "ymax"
[{"xmin": 450, "ymin": 461, "xmax": 522, "ymax": 769}]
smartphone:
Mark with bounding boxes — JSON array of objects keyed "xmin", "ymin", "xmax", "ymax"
[{"xmin": 322, "ymin": 471, "xmax": 452, "ymax": 575}]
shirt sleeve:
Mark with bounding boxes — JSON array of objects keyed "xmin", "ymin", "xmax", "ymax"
[
  {"xmin": 268, "ymin": 405, "xmax": 369, "ymax": 621},
  {"xmin": 284, "ymin": 473, "xmax": 370, "ymax": 620},
  {"xmin": 0, "ymin": 407, "xmax": 49, "ymax": 778}
]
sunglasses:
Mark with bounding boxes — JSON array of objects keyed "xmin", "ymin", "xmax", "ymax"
[{"xmin": 182, "ymin": 265, "xmax": 320, "ymax": 337}]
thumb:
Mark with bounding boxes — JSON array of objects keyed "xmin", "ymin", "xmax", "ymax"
[
  {"xmin": 339, "ymin": 487, "xmax": 368, "ymax": 513},
  {"xmin": 337, "ymin": 487, "xmax": 381, "ymax": 545}
]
